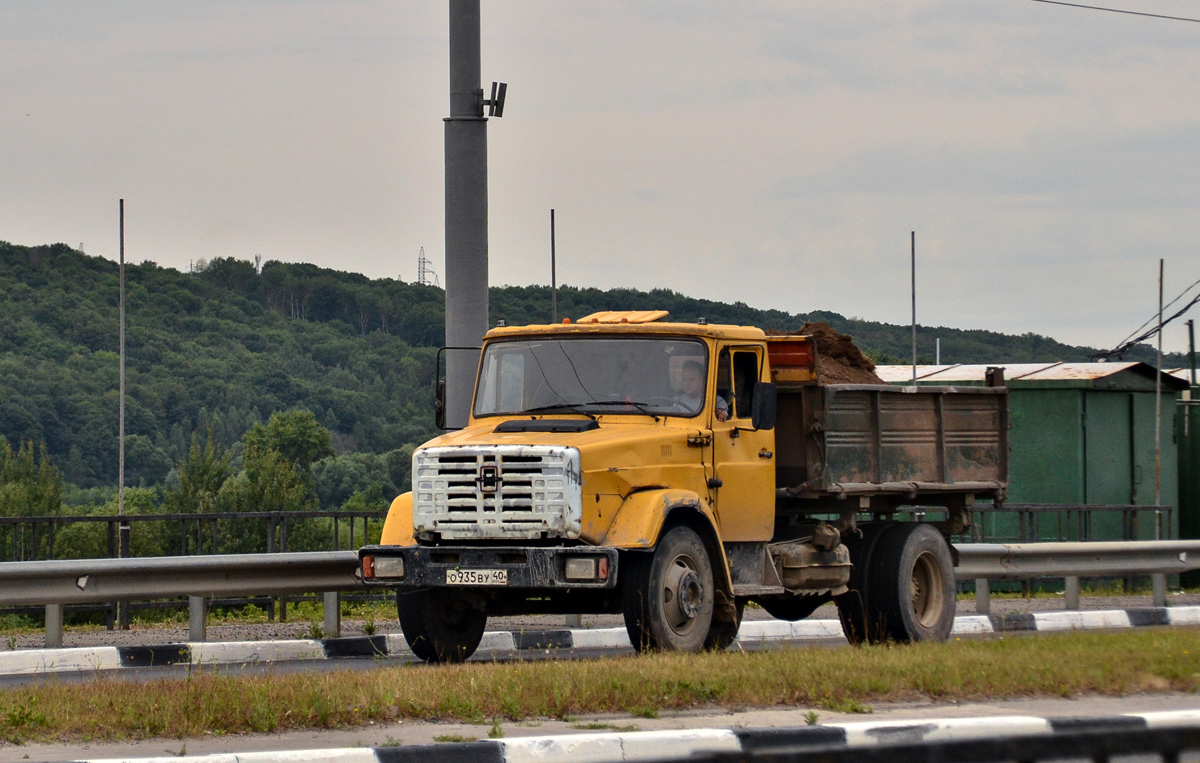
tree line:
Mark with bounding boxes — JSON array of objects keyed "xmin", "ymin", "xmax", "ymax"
[{"xmin": 0, "ymin": 239, "xmax": 1181, "ymax": 522}]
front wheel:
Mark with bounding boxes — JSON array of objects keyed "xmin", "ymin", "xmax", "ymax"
[
  {"xmin": 622, "ymin": 526, "xmax": 716, "ymax": 653},
  {"xmin": 397, "ymin": 589, "xmax": 487, "ymax": 663}
]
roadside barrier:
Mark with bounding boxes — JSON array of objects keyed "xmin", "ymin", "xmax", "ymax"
[{"xmin": 0, "ymin": 541, "xmax": 1197, "ymax": 648}]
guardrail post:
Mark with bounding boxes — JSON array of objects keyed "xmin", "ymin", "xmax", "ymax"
[
  {"xmin": 189, "ymin": 596, "xmax": 207, "ymax": 642},
  {"xmin": 323, "ymin": 591, "xmax": 340, "ymax": 639},
  {"xmin": 1152, "ymin": 573, "xmax": 1167, "ymax": 608},
  {"xmin": 975, "ymin": 579, "xmax": 990, "ymax": 615},
  {"xmin": 45, "ymin": 604, "xmax": 63, "ymax": 648},
  {"xmin": 1065, "ymin": 576, "xmax": 1080, "ymax": 610}
]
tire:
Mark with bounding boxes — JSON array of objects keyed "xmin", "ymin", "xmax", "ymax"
[
  {"xmin": 867, "ymin": 523, "xmax": 956, "ymax": 643},
  {"xmin": 622, "ymin": 526, "xmax": 715, "ymax": 653},
  {"xmin": 759, "ymin": 592, "xmax": 830, "ymax": 622},
  {"xmin": 704, "ymin": 599, "xmax": 745, "ymax": 651},
  {"xmin": 834, "ymin": 523, "xmax": 893, "ymax": 644},
  {"xmin": 397, "ymin": 588, "xmax": 487, "ymax": 663}
]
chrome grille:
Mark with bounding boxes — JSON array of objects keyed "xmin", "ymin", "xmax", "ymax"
[{"xmin": 412, "ymin": 446, "xmax": 582, "ymax": 540}]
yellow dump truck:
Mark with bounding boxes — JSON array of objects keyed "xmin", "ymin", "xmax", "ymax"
[{"xmin": 359, "ymin": 311, "xmax": 1008, "ymax": 662}]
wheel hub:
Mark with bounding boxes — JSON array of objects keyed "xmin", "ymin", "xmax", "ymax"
[
  {"xmin": 662, "ymin": 554, "xmax": 706, "ymax": 632},
  {"xmin": 677, "ymin": 570, "xmax": 703, "ymax": 619}
]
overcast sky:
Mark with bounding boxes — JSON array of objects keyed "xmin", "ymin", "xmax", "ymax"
[{"xmin": 4, "ymin": 1, "xmax": 1200, "ymax": 353}]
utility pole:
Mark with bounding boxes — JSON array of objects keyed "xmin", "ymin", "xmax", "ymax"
[
  {"xmin": 1155, "ymin": 259, "xmax": 1163, "ymax": 540},
  {"xmin": 910, "ymin": 232, "xmax": 917, "ymax": 382},
  {"xmin": 443, "ymin": 0, "xmax": 490, "ymax": 429},
  {"xmin": 550, "ymin": 209, "xmax": 557, "ymax": 324},
  {"xmin": 118, "ymin": 200, "xmax": 130, "ymax": 629}
]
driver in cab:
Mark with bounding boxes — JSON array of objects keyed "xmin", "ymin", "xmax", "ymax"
[{"xmin": 677, "ymin": 361, "xmax": 729, "ymax": 421}]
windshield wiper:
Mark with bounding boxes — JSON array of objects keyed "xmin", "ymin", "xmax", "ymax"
[
  {"xmin": 585, "ymin": 400, "xmax": 661, "ymax": 422},
  {"xmin": 522, "ymin": 403, "xmax": 598, "ymax": 421}
]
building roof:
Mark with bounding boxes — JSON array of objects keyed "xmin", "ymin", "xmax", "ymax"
[{"xmin": 875, "ymin": 362, "xmax": 1188, "ymax": 391}]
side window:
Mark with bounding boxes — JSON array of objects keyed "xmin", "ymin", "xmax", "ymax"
[
  {"xmin": 476, "ymin": 351, "xmax": 526, "ymax": 414},
  {"xmin": 730, "ymin": 350, "xmax": 759, "ymax": 420}
]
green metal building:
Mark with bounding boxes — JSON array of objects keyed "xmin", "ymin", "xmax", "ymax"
[
  {"xmin": 876, "ymin": 363, "xmax": 1188, "ymax": 542},
  {"xmin": 1173, "ymin": 375, "xmax": 1200, "ymax": 551}
]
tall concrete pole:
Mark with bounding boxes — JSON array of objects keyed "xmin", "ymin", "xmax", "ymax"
[{"xmin": 444, "ymin": 0, "xmax": 488, "ymax": 428}]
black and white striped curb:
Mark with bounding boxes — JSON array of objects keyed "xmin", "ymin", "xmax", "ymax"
[
  {"xmin": 4, "ymin": 606, "xmax": 1197, "ymax": 677},
  {"xmin": 40, "ymin": 711, "xmax": 1200, "ymax": 763}
]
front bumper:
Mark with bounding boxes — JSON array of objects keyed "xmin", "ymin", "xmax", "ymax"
[{"xmin": 359, "ymin": 545, "xmax": 619, "ymax": 589}]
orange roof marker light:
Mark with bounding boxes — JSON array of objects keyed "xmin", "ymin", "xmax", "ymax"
[
  {"xmin": 576, "ymin": 310, "xmax": 669, "ymax": 324},
  {"xmin": 562, "ymin": 318, "xmax": 571, "ymax": 324}
]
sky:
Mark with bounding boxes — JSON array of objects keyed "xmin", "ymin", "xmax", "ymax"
[{"xmin": 4, "ymin": 1, "xmax": 1200, "ymax": 354}]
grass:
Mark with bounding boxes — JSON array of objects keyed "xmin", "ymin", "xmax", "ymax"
[{"xmin": 0, "ymin": 629, "xmax": 1195, "ymax": 743}]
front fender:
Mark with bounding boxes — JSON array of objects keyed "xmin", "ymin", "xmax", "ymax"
[
  {"xmin": 603, "ymin": 489, "xmax": 736, "ymax": 614},
  {"xmin": 602, "ymin": 489, "xmax": 707, "ymax": 549},
  {"xmin": 379, "ymin": 492, "xmax": 416, "ymax": 546}
]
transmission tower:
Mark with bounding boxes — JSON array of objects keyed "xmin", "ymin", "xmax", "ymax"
[{"xmin": 417, "ymin": 247, "xmax": 440, "ymax": 287}]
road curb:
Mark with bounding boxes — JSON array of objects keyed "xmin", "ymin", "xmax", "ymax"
[
  {"xmin": 2, "ymin": 605, "xmax": 1195, "ymax": 677},
  {"xmin": 41, "ymin": 711, "xmax": 1200, "ymax": 763}
]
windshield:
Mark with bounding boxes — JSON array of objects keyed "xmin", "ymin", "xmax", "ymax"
[{"xmin": 473, "ymin": 337, "xmax": 709, "ymax": 418}]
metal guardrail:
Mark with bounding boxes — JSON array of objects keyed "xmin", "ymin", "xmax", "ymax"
[
  {"xmin": 956, "ymin": 541, "xmax": 1200, "ymax": 579},
  {"xmin": 0, "ymin": 540, "xmax": 1196, "ymax": 648},
  {"xmin": 957, "ymin": 540, "xmax": 1200, "ymax": 614},
  {"xmin": 0, "ymin": 551, "xmax": 362, "ymax": 606}
]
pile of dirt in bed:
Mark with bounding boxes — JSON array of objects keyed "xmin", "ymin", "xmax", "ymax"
[{"xmin": 766, "ymin": 322, "xmax": 885, "ymax": 385}]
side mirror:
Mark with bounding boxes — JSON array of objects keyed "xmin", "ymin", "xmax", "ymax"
[
  {"xmin": 435, "ymin": 345, "xmax": 481, "ymax": 430},
  {"xmin": 435, "ymin": 379, "xmax": 447, "ymax": 429},
  {"xmin": 752, "ymin": 382, "xmax": 777, "ymax": 431}
]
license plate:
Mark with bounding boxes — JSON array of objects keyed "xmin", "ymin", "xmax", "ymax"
[{"xmin": 446, "ymin": 568, "xmax": 508, "ymax": 586}]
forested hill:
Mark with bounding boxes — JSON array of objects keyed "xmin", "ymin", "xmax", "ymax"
[{"xmin": 0, "ymin": 241, "xmax": 1173, "ymax": 490}]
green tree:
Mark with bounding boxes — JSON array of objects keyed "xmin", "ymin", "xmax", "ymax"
[
  {"xmin": 226, "ymin": 447, "xmax": 312, "ymax": 514},
  {"xmin": 165, "ymin": 432, "xmax": 233, "ymax": 514},
  {"xmin": 0, "ymin": 439, "xmax": 63, "ymax": 518},
  {"xmin": 244, "ymin": 409, "xmax": 334, "ymax": 474}
]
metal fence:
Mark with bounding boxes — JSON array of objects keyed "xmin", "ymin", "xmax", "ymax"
[
  {"xmin": 975, "ymin": 503, "xmax": 1174, "ymax": 543},
  {"xmin": 0, "ymin": 509, "xmax": 387, "ymax": 561}
]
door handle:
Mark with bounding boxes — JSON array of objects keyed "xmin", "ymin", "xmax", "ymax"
[{"xmin": 759, "ymin": 450, "xmax": 774, "ymax": 459}]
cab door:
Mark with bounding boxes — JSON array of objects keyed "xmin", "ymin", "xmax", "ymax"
[{"xmin": 709, "ymin": 345, "xmax": 775, "ymax": 541}]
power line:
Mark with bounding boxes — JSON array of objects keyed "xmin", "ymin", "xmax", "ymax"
[
  {"xmin": 1112, "ymin": 275, "xmax": 1200, "ymax": 349},
  {"xmin": 1093, "ymin": 283, "xmax": 1200, "ymax": 360},
  {"xmin": 1030, "ymin": 0, "xmax": 1200, "ymax": 23}
]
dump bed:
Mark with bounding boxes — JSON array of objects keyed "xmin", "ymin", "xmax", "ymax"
[{"xmin": 766, "ymin": 337, "xmax": 1008, "ymax": 504}]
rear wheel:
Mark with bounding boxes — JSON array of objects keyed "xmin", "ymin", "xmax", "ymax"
[
  {"xmin": 868, "ymin": 523, "xmax": 956, "ymax": 642},
  {"xmin": 834, "ymin": 523, "xmax": 892, "ymax": 644},
  {"xmin": 622, "ymin": 526, "xmax": 715, "ymax": 653},
  {"xmin": 397, "ymin": 589, "xmax": 487, "ymax": 663}
]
